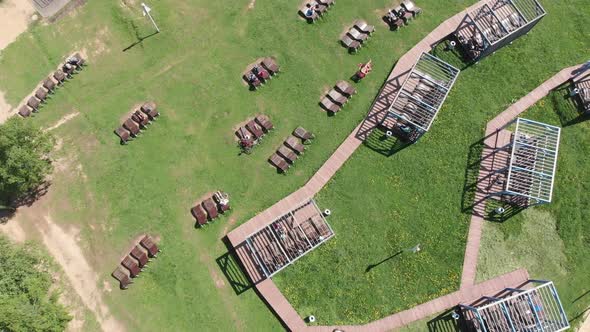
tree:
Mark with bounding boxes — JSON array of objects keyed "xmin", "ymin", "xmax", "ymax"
[
  {"xmin": 0, "ymin": 237, "xmax": 71, "ymax": 331},
  {"xmin": 0, "ymin": 118, "xmax": 54, "ymax": 205}
]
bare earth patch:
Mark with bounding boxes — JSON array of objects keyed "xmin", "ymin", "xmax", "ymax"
[
  {"xmin": 247, "ymin": 0, "xmax": 256, "ymax": 10},
  {"xmin": 0, "ymin": 0, "xmax": 35, "ymax": 51},
  {"xmin": 0, "ymin": 219, "xmax": 26, "ymax": 243},
  {"xmin": 45, "ymin": 111, "xmax": 81, "ymax": 131}
]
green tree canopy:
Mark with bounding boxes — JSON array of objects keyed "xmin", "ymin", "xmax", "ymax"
[
  {"xmin": 0, "ymin": 236, "xmax": 71, "ymax": 331},
  {"xmin": 0, "ymin": 118, "xmax": 54, "ymax": 204}
]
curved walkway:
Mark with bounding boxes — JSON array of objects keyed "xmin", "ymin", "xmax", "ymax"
[{"xmin": 225, "ymin": 2, "xmax": 587, "ymax": 331}]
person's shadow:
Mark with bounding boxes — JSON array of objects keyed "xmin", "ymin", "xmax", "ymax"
[
  {"xmin": 365, "ymin": 250, "xmax": 403, "ymax": 272},
  {"xmin": 123, "ymin": 31, "xmax": 159, "ymax": 52}
]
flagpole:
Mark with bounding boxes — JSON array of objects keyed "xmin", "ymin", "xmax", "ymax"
[{"xmin": 141, "ymin": 3, "xmax": 160, "ymax": 33}]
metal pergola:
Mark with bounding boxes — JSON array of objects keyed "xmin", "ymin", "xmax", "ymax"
[
  {"xmin": 244, "ymin": 199, "xmax": 334, "ymax": 278},
  {"xmin": 460, "ymin": 280, "xmax": 570, "ymax": 332},
  {"xmin": 489, "ymin": 118, "xmax": 561, "ymax": 205},
  {"xmin": 573, "ymin": 74, "xmax": 590, "ymax": 113},
  {"xmin": 381, "ymin": 52, "xmax": 460, "ymax": 141},
  {"xmin": 455, "ymin": 0, "xmax": 546, "ymax": 61}
]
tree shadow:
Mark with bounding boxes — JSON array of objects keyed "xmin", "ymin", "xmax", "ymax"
[
  {"xmin": 8, "ymin": 181, "xmax": 51, "ymax": 209},
  {"xmin": 215, "ymin": 237, "xmax": 253, "ymax": 296},
  {"xmin": 363, "ymin": 127, "xmax": 411, "ymax": 157},
  {"xmin": 122, "ymin": 31, "xmax": 159, "ymax": 52}
]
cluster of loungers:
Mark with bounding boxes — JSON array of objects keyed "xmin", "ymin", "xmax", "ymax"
[
  {"xmin": 299, "ymin": 0, "xmax": 334, "ymax": 23},
  {"xmin": 384, "ymin": 0, "xmax": 422, "ymax": 30},
  {"xmin": 319, "ymin": 81, "xmax": 357, "ymax": 114},
  {"xmin": 235, "ymin": 114, "xmax": 274, "ymax": 153},
  {"xmin": 112, "ymin": 235, "xmax": 160, "ymax": 290},
  {"xmin": 268, "ymin": 127, "xmax": 315, "ymax": 173},
  {"xmin": 114, "ymin": 102, "xmax": 160, "ymax": 144},
  {"xmin": 243, "ymin": 58, "xmax": 280, "ymax": 90},
  {"xmin": 191, "ymin": 191, "xmax": 231, "ymax": 227},
  {"xmin": 341, "ymin": 20, "xmax": 375, "ymax": 52},
  {"xmin": 18, "ymin": 53, "xmax": 85, "ymax": 118}
]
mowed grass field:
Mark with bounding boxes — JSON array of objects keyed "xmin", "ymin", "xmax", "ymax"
[
  {"xmin": 273, "ymin": 0, "xmax": 590, "ymax": 326},
  {"xmin": 0, "ymin": 0, "xmax": 504, "ymax": 330}
]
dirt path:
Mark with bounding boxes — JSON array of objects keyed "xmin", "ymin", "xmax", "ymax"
[
  {"xmin": 580, "ymin": 311, "xmax": 590, "ymax": 332},
  {"xmin": 45, "ymin": 111, "xmax": 80, "ymax": 131},
  {"xmin": 38, "ymin": 214, "xmax": 125, "ymax": 332}
]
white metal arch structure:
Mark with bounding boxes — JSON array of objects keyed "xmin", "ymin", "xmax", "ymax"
[
  {"xmin": 503, "ymin": 118, "xmax": 561, "ymax": 204},
  {"xmin": 460, "ymin": 280, "xmax": 569, "ymax": 332},
  {"xmin": 384, "ymin": 52, "xmax": 460, "ymax": 137}
]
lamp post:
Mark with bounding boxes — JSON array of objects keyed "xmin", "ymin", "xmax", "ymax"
[{"xmin": 141, "ymin": 3, "xmax": 160, "ymax": 33}]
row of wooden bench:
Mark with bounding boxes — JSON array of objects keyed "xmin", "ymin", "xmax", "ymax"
[
  {"xmin": 319, "ymin": 80, "xmax": 357, "ymax": 113},
  {"xmin": 268, "ymin": 127, "xmax": 315, "ymax": 173},
  {"xmin": 18, "ymin": 53, "xmax": 86, "ymax": 118},
  {"xmin": 341, "ymin": 19, "xmax": 376, "ymax": 52},
  {"xmin": 111, "ymin": 235, "xmax": 160, "ymax": 289},
  {"xmin": 114, "ymin": 102, "xmax": 160, "ymax": 144},
  {"xmin": 243, "ymin": 57, "xmax": 280, "ymax": 90},
  {"xmin": 191, "ymin": 191, "xmax": 231, "ymax": 227},
  {"xmin": 236, "ymin": 114, "xmax": 274, "ymax": 153},
  {"xmin": 384, "ymin": 0, "xmax": 422, "ymax": 30}
]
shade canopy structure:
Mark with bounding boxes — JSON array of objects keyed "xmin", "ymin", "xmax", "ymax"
[
  {"xmin": 244, "ymin": 199, "xmax": 334, "ymax": 278},
  {"xmin": 494, "ymin": 118, "xmax": 561, "ymax": 205},
  {"xmin": 460, "ymin": 280, "xmax": 569, "ymax": 332},
  {"xmin": 381, "ymin": 52, "xmax": 460, "ymax": 141},
  {"xmin": 573, "ymin": 74, "xmax": 590, "ymax": 113},
  {"xmin": 455, "ymin": 0, "xmax": 546, "ymax": 61}
]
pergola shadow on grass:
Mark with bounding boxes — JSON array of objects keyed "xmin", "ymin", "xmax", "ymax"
[
  {"xmin": 216, "ymin": 237, "xmax": 253, "ymax": 296},
  {"xmin": 454, "ymin": 0, "xmax": 546, "ymax": 62},
  {"xmin": 548, "ymin": 82, "xmax": 590, "ymax": 128},
  {"xmin": 363, "ymin": 127, "xmax": 412, "ymax": 157}
]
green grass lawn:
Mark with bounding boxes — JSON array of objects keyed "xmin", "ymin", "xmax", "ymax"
[
  {"xmin": 273, "ymin": 0, "xmax": 590, "ymax": 326},
  {"xmin": 0, "ymin": 0, "xmax": 496, "ymax": 330},
  {"xmin": 1, "ymin": 0, "xmax": 589, "ymax": 330}
]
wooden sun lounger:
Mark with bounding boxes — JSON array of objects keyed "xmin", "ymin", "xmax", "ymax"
[
  {"xmin": 18, "ymin": 105, "xmax": 31, "ymax": 118},
  {"xmin": 269, "ymin": 153, "xmax": 289, "ymax": 173},
  {"xmin": 123, "ymin": 118, "xmax": 140, "ymax": 136},
  {"xmin": 27, "ymin": 97, "xmax": 40, "ymax": 111},
  {"xmin": 67, "ymin": 53, "xmax": 86, "ymax": 69},
  {"xmin": 348, "ymin": 29, "xmax": 369, "ymax": 42},
  {"xmin": 130, "ymin": 245, "xmax": 149, "ymax": 268},
  {"xmin": 132, "ymin": 111, "xmax": 150, "ymax": 127},
  {"xmin": 53, "ymin": 70, "xmax": 66, "ymax": 84},
  {"xmin": 320, "ymin": 96, "xmax": 341, "ymax": 113},
  {"xmin": 255, "ymin": 114, "xmax": 274, "ymax": 131},
  {"xmin": 114, "ymin": 127, "xmax": 131, "ymax": 144},
  {"xmin": 140, "ymin": 235, "xmax": 160, "ymax": 257},
  {"xmin": 394, "ymin": 6, "xmax": 413, "ymax": 22},
  {"xmin": 315, "ymin": 4, "xmax": 328, "ymax": 15},
  {"xmin": 386, "ymin": 12, "xmax": 405, "ymax": 29},
  {"xmin": 244, "ymin": 73, "xmax": 262, "ymax": 89},
  {"xmin": 140, "ymin": 101, "xmax": 159, "ymax": 120},
  {"xmin": 202, "ymin": 198, "xmax": 219, "ymax": 220},
  {"xmin": 341, "ymin": 35, "xmax": 361, "ymax": 51},
  {"xmin": 327, "ymin": 89, "xmax": 348, "ymax": 106},
  {"xmin": 402, "ymin": 0, "xmax": 422, "ymax": 16},
  {"xmin": 121, "ymin": 255, "xmax": 141, "ymax": 278},
  {"xmin": 192, "ymin": 204, "xmax": 208, "ymax": 226},
  {"xmin": 112, "ymin": 267, "xmax": 132, "ymax": 289},
  {"xmin": 261, "ymin": 58, "xmax": 280, "ymax": 74},
  {"xmin": 277, "ymin": 145, "xmax": 298, "ymax": 164},
  {"xmin": 43, "ymin": 78, "xmax": 56, "ymax": 92},
  {"xmin": 35, "ymin": 88, "xmax": 48, "ymax": 102},
  {"xmin": 335, "ymin": 80, "xmax": 357, "ymax": 96},
  {"xmin": 246, "ymin": 120, "xmax": 264, "ymax": 139},
  {"xmin": 62, "ymin": 63, "xmax": 76, "ymax": 77},
  {"xmin": 317, "ymin": 0, "xmax": 334, "ymax": 6},
  {"xmin": 293, "ymin": 127, "xmax": 314, "ymax": 141},
  {"xmin": 285, "ymin": 136, "xmax": 305, "ymax": 154},
  {"xmin": 252, "ymin": 66, "xmax": 270, "ymax": 81},
  {"xmin": 354, "ymin": 19, "xmax": 375, "ymax": 34},
  {"xmin": 213, "ymin": 192, "xmax": 230, "ymax": 213}
]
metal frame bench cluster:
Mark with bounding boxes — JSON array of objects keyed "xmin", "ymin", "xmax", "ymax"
[
  {"xmin": 114, "ymin": 102, "xmax": 160, "ymax": 144},
  {"xmin": 299, "ymin": 0, "xmax": 335, "ymax": 23},
  {"xmin": 243, "ymin": 58, "xmax": 280, "ymax": 90},
  {"xmin": 111, "ymin": 235, "xmax": 160, "ymax": 290},
  {"xmin": 268, "ymin": 127, "xmax": 314, "ymax": 173},
  {"xmin": 340, "ymin": 19, "xmax": 375, "ymax": 52},
  {"xmin": 319, "ymin": 80, "xmax": 357, "ymax": 114},
  {"xmin": 191, "ymin": 191, "xmax": 231, "ymax": 227},
  {"xmin": 384, "ymin": 0, "xmax": 422, "ymax": 31},
  {"xmin": 235, "ymin": 114, "xmax": 274, "ymax": 153},
  {"xmin": 18, "ymin": 53, "xmax": 86, "ymax": 118}
]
